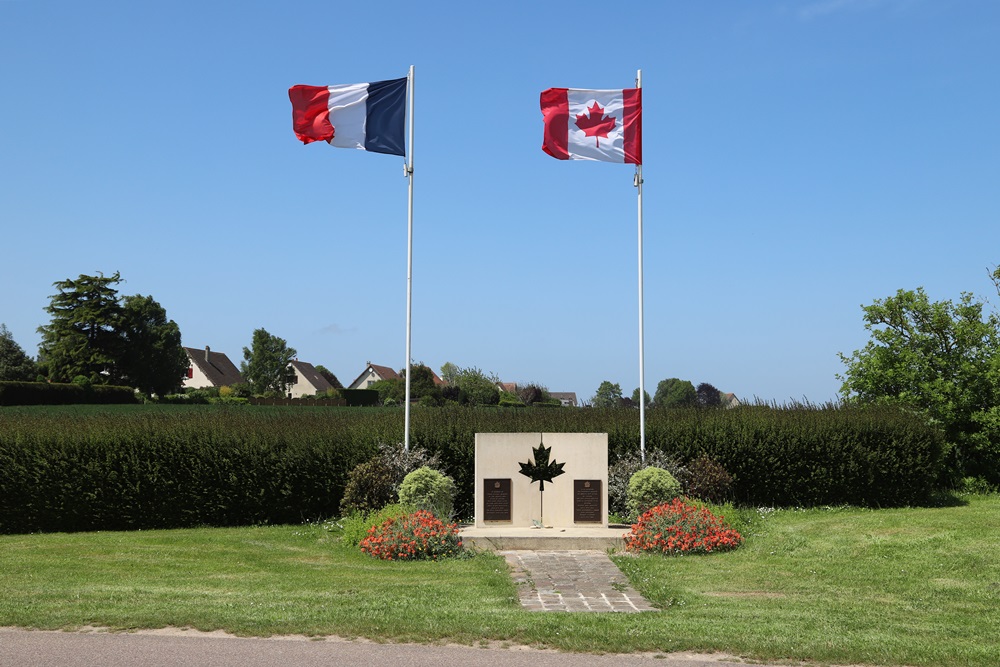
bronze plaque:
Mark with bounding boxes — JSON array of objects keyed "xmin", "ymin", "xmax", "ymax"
[
  {"xmin": 574, "ymin": 479, "xmax": 602, "ymax": 523},
  {"xmin": 483, "ymin": 478, "xmax": 512, "ymax": 522}
]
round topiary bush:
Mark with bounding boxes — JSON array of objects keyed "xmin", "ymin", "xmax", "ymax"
[
  {"xmin": 608, "ymin": 450, "xmax": 687, "ymax": 519},
  {"xmin": 627, "ymin": 466, "xmax": 682, "ymax": 520},
  {"xmin": 398, "ymin": 466, "xmax": 456, "ymax": 519}
]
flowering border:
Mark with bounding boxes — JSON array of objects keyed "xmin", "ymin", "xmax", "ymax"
[
  {"xmin": 624, "ymin": 498, "xmax": 743, "ymax": 555},
  {"xmin": 359, "ymin": 510, "xmax": 463, "ymax": 561}
]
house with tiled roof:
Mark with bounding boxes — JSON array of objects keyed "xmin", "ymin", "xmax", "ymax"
[
  {"xmin": 348, "ymin": 362, "xmax": 401, "ymax": 389},
  {"xmin": 182, "ymin": 346, "xmax": 244, "ymax": 389},
  {"xmin": 722, "ymin": 392, "xmax": 742, "ymax": 408},
  {"xmin": 550, "ymin": 391, "xmax": 578, "ymax": 407},
  {"xmin": 288, "ymin": 360, "xmax": 335, "ymax": 398}
]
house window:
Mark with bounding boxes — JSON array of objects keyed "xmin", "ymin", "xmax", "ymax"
[{"xmin": 186, "ymin": 367, "xmax": 193, "ymax": 379}]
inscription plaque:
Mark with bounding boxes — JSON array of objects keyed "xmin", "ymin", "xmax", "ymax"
[
  {"xmin": 483, "ymin": 478, "xmax": 512, "ymax": 522},
  {"xmin": 574, "ymin": 479, "xmax": 602, "ymax": 523}
]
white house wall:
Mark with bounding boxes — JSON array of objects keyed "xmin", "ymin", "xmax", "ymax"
[
  {"xmin": 350, "ymin": 369, "xmax": 380, "ymax": 389},
  {"xmin": 182, "ymin": 363, "xmax": 215, "ymax": 390},
  {"xmin": 288, "ymin": 366, "xmax": 319, "ymax": 399}
]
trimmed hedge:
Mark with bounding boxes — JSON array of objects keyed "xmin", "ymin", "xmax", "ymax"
[
  {"xmin": 0, "ymin": 406, "xmax": 374, "ymax": 533},
  {"xmin": 0, "ymin": 381, "xmax": 137, "ymax": 406},
  {"xmin": 406, "ymin": 405, "xmax": 945, "ymax": 513},
  {"xmin": 0, "ymin": 403, "xmax": 946, "ymax": 534},
  {"xmin": 340, "ymin": 389, "xmax": 378, "ymax": 407}
]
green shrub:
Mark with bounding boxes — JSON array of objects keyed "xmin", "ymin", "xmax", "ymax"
[
  {"xmin": 338, "ymin": 443, "xmax": 443, "ymax": 516},
  {"xmin": 398, "ymin": 466, "xmax": 456, "ymax": 518},
  {"xmin": 684, "ymin": 455, "xmax": 734, "ymax": 504},
  {"xmin": 339, "ymin": 503, "xmax": 411, "ymax": 546},
  {"xmin": 608, "ymin": 449, "xmax": 686, "ymax": 518},
  {"xmin": 498, "ymin": 391, "xmax": 524, "ymax": 408},
  {"xmin": 228, "ymin": 383, "xmax": 253, "ymax": 398},
  {"xmin": 339, "ymin": 458, "xmax": 397, "ymax": 516},
  {"xmin": 959, "ymin": 476, "xmax": 997, "ymax": 495},
  {"xmin": 627, "ymin": 466, "xmax": 682, "ymax": 519},
  {"xmin": 376, "ymin": 442, "xmax": 442, "ymax": 489}
]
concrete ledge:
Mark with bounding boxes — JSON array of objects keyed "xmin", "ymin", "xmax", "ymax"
[{"xmin": 460, "ymin": 525, "xmax": 630, "ymax": 551}]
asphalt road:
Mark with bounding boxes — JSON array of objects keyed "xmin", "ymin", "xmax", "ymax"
[{"xmin": 0, "ymin": 628, "xmax": 755, "ymax": 667}]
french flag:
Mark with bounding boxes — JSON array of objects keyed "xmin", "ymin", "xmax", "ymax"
[
  {"xmin": 540, "ymin": 87, "xmax": 642, "ymax": 165},
  {"xmin": 289, "ymin": 78, "xmax": 407, "ymax": 156}
]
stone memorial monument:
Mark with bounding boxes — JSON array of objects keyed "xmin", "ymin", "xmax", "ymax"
[{"xmin": 474, "ymin": 432, "xmax": 608, "ymax": 528}]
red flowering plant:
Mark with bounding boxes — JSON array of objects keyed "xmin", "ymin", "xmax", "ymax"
[
  {"xmin": 624, "ymin": 498, "xmax": 743, "ymax": 555},
  {"xmin": 359, "ymin": 509, "xmax": 463, "ymax": 561}
]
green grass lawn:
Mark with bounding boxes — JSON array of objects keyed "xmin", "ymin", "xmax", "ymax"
[{"xmin": 1, "ymin": 496, "xmax": 998, "ymax": 666}]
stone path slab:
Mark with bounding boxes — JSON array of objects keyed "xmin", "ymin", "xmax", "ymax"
[{"xmin": 501, "ymin": 550, "xmax": 656, "ymax": 612}]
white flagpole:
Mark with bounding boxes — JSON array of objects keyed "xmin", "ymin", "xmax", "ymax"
[
  {"xmin": 403, "ymin": 65, "xmax": 415, "ymax": 452},
  {"xmin": 635, "ymin": 68, "xmax": 646, "ymax": 464}
]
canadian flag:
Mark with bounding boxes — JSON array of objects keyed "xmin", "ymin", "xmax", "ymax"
[{"xmin": 540, "ymin": 87, "xmax": 642, "ymax": 164}]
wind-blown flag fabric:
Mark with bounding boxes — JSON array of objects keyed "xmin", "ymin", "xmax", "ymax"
[
  {"xmin": 289, "ymin": 77, "xmax": 407, "ymax": 156},
  {"xmin": 540, "ymin": 87, "xmax": 641, "ymax": 164}
]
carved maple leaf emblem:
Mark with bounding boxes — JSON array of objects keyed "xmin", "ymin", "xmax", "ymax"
[
  {"xmin": 575, "ymin": 101, "xmax": 617, "ymax": 147},
  {"xmin": 518, "ymin": 443, "xmax": 566, "ymax": 492}
]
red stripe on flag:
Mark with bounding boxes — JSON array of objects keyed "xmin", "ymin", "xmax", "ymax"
[
  {"xmin": 623, "ymin": 88, "xmax": 642, "ymax": 165},
  {"xmin": 289, "ymin": 85, "xmax": 334, "ymax": 144},
  {"xmin": 540, "ymin": 88, "xmax": 569, "ymax": 160}
]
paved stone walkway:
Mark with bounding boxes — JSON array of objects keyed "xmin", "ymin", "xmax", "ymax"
[{"xmin": 501, "ymin": 550, "xmax": 657, "ymax": 612}]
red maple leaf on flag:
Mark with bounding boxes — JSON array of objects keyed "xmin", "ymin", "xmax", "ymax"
[{"xmin": 575, "ymin": 101, "xmax": 617, "ymax": 147}]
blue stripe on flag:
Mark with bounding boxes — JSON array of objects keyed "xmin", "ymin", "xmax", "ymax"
[{"xmin": 364, "ymin": 78, "xmax": 407, "ymax": 156}]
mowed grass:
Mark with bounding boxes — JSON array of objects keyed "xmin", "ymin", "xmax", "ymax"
[{"xmin": 1, "ymin": 496, "xmax": 998, "ymax": 666}]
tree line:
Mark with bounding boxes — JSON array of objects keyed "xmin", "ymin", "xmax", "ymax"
[
  {"xmin": 590, "ymin": 378, "xmax": 727, "ymax": 409},
  {"xmin": 0, "ymin": 272, "xmax": 321, "ymax": 398}
]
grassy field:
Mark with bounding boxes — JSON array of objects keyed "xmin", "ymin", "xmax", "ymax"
[{"xmin": 1, "ymin": 496, "xmax": 998, "ymax": 666}]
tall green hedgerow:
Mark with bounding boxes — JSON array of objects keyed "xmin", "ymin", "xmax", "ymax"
[{"xmin": 0, "ymin": 402, "xmax": 948, "ymax": 534}]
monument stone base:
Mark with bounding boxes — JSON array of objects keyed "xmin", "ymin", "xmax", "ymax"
[{"xmin": 474, "ymin": 432, "xmax": 608, "ymax": 529}]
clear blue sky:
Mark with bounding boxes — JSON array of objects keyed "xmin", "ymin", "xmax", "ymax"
[{"xmin": 2, "ymin": 0, "xmax": 998, "ymax": 403}]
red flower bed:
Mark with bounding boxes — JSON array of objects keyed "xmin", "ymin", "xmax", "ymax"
[
  {"xmin": 359, "ymin": 510, "xmax": 463, "ymax": 561},
  {"xmin": 624, "ymin": 498, "xmax": 743, "ymax": 555}
]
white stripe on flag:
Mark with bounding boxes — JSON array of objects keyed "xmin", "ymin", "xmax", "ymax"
[{"xmin": 326, "ymin": 83, "xmax": 369, "ymax": 150}]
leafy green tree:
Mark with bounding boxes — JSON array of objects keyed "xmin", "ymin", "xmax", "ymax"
[
  {"xmin": 36, "ymin": 272, "xmax": 188, "ymax": 393},
  {"xmin": 654, "ymin": 378, "xmax": 697, "ymax": 408},
  {"xmin": 439, "ymin": 361, "xmax": 460, "ymax": 385},
  {"xmin": 453, "ymin": 366, "xmax": 500, "ymax": 406},
  {"xmin": 370, "ymin": 377, "xmax": 405, "ymax": 405},
  {"xmin": 314, "ymin": 364, "xmax": 343, "ymax": 389},
  {"xmin": 0, "ymin": 324, "xmax": 37, "ymax": 381},
  {"xmin": 696, "ymin": 382, "xmax": 722, "ymax": 408},
  {"xmin": 838, "ymin": 287, "xmax": 1000, "ymax": 483},
  {"xmin": 402, "ymin": 363, "xmax": 442, "ymax": 405},
  {"xmin": 37, "ymin": 272, "xmax": 125, "ymax": 384},
  {"xmin": 119, "ymin": 295, "xmax": 187, "ymax": 396},
  {"xmin": 631, "ymin": 387, "xmax": 652, "ymax": 409},
  {"xmin": 591, "ymin": 381, "xmax": 623, "ymax": 408},
  {"xmin": 241, "ymin": 328, "xmax": 297, "ymax": 395},
  {"xmin": 519, "ymin": 383, "xmax": 551, "ymax": 406}
]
